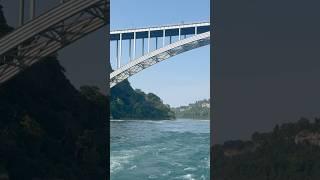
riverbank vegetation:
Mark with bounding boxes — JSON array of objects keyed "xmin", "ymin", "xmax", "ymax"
[
  {"xmin": 172, "ymin": 99, "xmax": 210, "ymax": 119},
  {"xmin": 111, "ymin": 80, "xmax": 175, "ymax": 120},
  {"xmin": 213, "ymin": 117, "xmax": 320, "ymax": 180}
]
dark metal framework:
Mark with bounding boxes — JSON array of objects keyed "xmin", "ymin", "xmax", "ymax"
[{"xmin": 0, "ymin": 0, "xmax": 109, "ymax": 85}]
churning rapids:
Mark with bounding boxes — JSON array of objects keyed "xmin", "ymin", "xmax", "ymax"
[{"xmin": 110, "ymin": 119, "xmax": 210, "ymax": 180}]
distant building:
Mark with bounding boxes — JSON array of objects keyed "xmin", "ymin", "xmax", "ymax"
[
  {"xmin": 201, "ymin": 102, "xmax": 210, "ymax": 108},
  {"xmin": 295, "ymin": 130, "xmax": 320, "ymax": 146}
]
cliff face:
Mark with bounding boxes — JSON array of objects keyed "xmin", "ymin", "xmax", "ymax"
[{"xmin": 0, "ymin": 6, "xmax": 106, "ymax": 180}]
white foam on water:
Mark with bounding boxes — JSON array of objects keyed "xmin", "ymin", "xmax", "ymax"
[
  {"xmin": 148, "ymin": 175, "xmax": 158, "ymax": 179},
  {"xmin": 183, "ymin": 167, "xmax": 197, "ymax": 171},
  {"xmin": 110, "ymin": 149, "xmax": 140, "ymax": 173},
  {"xmin": 200, "ymin": 175, "xmax": 207, "ymax": 180},
  {"xmin": 197, "ymin": 120, "xmax": 210, "ymax": 122},
  {"xmin": 161, "ymin": 170, "xmax": 171, "ymax": 176},
  {"xmin": 110, "ymin": 154, "xmax": 130, "ymax": 173},
  {"xmin": 143, "ymin": 120, "xmax": 169, "ymax": 124},
  {"xmin": 110, "ymin": 160, "xmax": 121, "ymax": 173},
  {"xmin": 174, "ymin": 174, "xmax": 196, "ymax": 180},
  {"xmin": 128, "ymin": 165, "xmax": 137, "ymax": 170},
  {"xmin": 170, "ymin": 162, "xmax": 183, "ymax": 167},
  {"xmin": 113, "ymin": 119, "xmax": 169, "ymax": 123},
  {"xmin": 199, "ymin": 156, "xmax": 210, "ymax": 169},
  {"xmin": 158, "ymin": 147, "xmax": 168, "ymax": 151}
]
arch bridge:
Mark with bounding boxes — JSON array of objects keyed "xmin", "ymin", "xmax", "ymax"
[
  {"xmin": 110, "ymin": 21, "xmax": 210, "ymax": 88},
  {"xmin": 0, "ymin": 0, "xmax": 108, "ymax": 85}
]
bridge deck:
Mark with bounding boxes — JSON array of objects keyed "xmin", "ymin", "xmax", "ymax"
[{"xmin": 110, "ymin": 22, "xmax": 210, "ymax": 40}]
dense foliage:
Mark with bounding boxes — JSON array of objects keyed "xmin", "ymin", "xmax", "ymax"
[
  {"xmin": 213, "ymin": 117, "xmax": 320, "ymax": 180},
  {"xmin": 172, "ymin": 99, "xmax": 210, "ymax": 119},
  {"xmin": 0, "ymin": 6, "xmax": 107, "ymax": 179},
  {"xmin": 111, "ymin": 80, "xmax": 175, "ymax": 120}
]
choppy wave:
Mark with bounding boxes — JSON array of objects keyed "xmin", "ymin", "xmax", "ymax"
[
  {"xmin": 110, "ymin": 151, "xmax": 133, "ymax": 173},
  {"xmin": 174, "ymin": 174, "xmax": 196, "ymax": 180},
  {"xmin": 110, "ymin": 119, "xmax": 210, "ymax": 179},
  {"xmin": 110, "ymin": 120, "xmax": 126, "ymax": 122}
]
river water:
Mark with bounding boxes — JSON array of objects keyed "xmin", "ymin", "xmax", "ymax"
[{"xmin": 110, "ymin": 119, "xmax": 210, "ymax": 180}]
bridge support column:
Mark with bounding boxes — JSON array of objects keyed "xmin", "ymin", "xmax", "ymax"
[
  {"xmin": 116, "ymin": 40, "xmax": 118, "ymax": 68},
  {"xmin": 148, "ymin": 30, "xmax": 151, "ymax": 53},
  {"xmin": 162, "ymin": 29, "xmax": 165, "ymax": 47},
  {"xmin": 179, "ymin": 28, "xmax": 181, "ymax": 40},
  {"xmin": 118, "ymin": 33, "xmax": 122, "ymax": 69},
  {"xmin": 18, "ymin": 0, "xmax": 25, "ymax": 60},
  {"xmin": 133, "ymin": 32, "xmax": 136, "ymax": 59},
  {"xmin": 19, "ymin": 0, "xmax": 25, "ymax": 26},
  {"xmin": 195, "ymin": 26, "xmax": 198, "ymax": 35},
  {"xmin": 142, "ymin": 38, "xmax": 144, "ymax": 55},
  {"xmin": 30, "ymin": 0, "xmax": 35, "ymax": 20},
  {"xmin": 129, "ymin": 39, "xmax": 132, "ymax": 61},
  {"xmin": 156, "ymin": 37, "xmax": 158, "ymax": 49}
]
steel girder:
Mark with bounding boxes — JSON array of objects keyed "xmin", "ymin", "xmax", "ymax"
[
  {"xmin": 0, "ymin": 0, "xmax": 109, "ymax": 85},
  {"xmin": 110, "ymin": 31, "xmax": 210, "ymax": 88}
]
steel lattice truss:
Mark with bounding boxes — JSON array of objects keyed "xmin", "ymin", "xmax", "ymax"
[
  {"xmin": 110, "ymin": 32, "xmax": 210, "ymax": 88},
  {"xmin": 0, "ymin": 0, "xmax": 108, "ymax": 85}
]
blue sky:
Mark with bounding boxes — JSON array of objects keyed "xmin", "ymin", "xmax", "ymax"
[{"xmin": 111, "ymin": 0, "xmax": 210, "ymax": 107}]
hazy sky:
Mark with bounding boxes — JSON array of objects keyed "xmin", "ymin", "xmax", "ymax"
[
  {"xmin": 111, "ymin": 0, "xmax": 210, "ymax": 107},
  {"xmin": 213, "ymin": 0, "xmax": 320, "ymax": 143}
]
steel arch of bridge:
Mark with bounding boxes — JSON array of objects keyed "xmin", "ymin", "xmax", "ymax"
[
  {"xmin": 0, "ymin": 0, "xmax": 108, "ymax": 85},
  {"xmin": 110, "ymin": 31, "xmax": 210, "ymax": 88}
]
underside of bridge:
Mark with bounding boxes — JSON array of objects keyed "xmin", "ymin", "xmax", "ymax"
[
  {"xmin": 0, "ymin": 0, "xmax": 109, "ymax": 85},
  {"xmin": 110, "ymin": 31, "xmax": 210, "ymax": 88}
]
